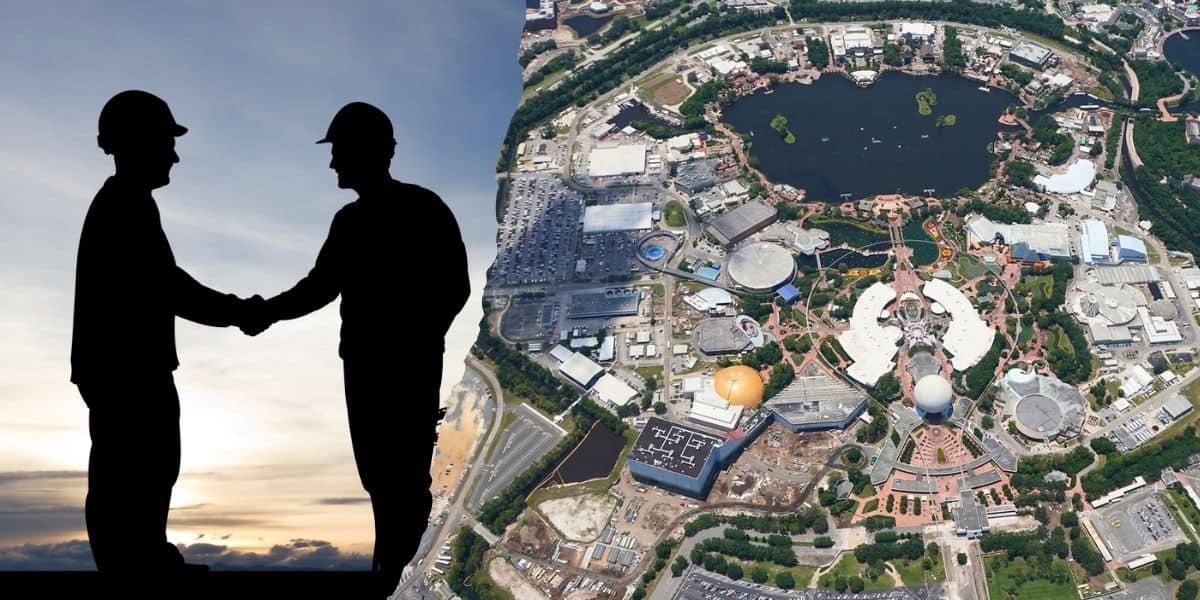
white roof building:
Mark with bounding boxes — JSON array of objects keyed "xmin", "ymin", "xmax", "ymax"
[
  {"xmin": 965, "ymin": 215, "xmax": 1072, "ymax": 259},
  {"xmin": 598, "ymin": 336, "xmax": 615, "ymax": 362},
  {"xmin": 593, "ymin": 373, "xmax": 638, "ymax": 406},
  {"xmin": 1080, "ymin": 219, "xmax": 1110, "ymax": 264},
  {"xmin": 550, "ymin": 345, "xmax": 574, "ymax": 363},
  {"xmin": 1138, "ymin": 307, "xmax": 1183, "ymax": 344},
  {"xmin": 838, "ymin": 282, "xmax": 901, "ymax": 386},
  {"xmin": 1120, "ymin": 365, "xmax": 1155, "ymax": 398},
  {"xmin": 688, "ymin": 378, "xmax": 745, "ymax": 430},
  {"xmin": 923, "ymin": 279, "xmax": 996, "ymax": 371},
  {"xmin": 561, "ymin": 352, "xmax": 604, "ymax": 388},
  {"xmin": 588, "ymin": 144, "xmax": 647, "ymax": 177},
  {"xmin": 581, "ymin": 203, "xmax": 653, "ymax": 233}
]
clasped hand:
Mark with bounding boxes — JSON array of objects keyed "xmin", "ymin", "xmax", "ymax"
[{"xmin": 238, "ymin": 295, "xmax": 274, "ymax": 336}]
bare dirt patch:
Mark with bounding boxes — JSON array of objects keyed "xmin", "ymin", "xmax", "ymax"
[
  {"xmin": 646, "ymin": 74, "xmax": 690, "ymax": 106},
  {"xmin": 537, "ymin": 493, "xmax": 617, "ymax": 542},
  {"xmin": 488, "ymin": 556, "xmax": 548, "ymax": 600},
  {"xmin": 430, "ymin": 380, "xmax": 487, "ymax": 514}
]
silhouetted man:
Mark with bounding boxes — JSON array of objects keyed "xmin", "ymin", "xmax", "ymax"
[
  {"xmin": 72, "ymin": 90, "xmax": 259, "ymax": 575},
  {"xmin": 241, "ymin": 102, "xmax": 470, "ymax": 594}
]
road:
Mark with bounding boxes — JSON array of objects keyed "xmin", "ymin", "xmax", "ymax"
[{"xmin": 393, "ymin": 356, "xmax": 506, "ymax": 598}]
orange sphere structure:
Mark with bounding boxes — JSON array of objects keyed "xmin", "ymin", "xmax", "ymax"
[{"xmin": 712, "ymin": 365, "xmax": 765, "ymax": 408}]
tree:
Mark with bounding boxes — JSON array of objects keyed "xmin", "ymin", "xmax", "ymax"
[
  {"xmin": 653, "ymin": 401, "xmax": 667, "ymax": 415},
  {"xmin": 726, "ymin": 563, "xmax": 743, "ymax": 580},
  {"xmin": 671, "ymin": 555, "xmax": 687, "ymax": 577},
  {"xmin": 848, "ymin": 576, "xmax": 865, "ymax": 592},
  {"xmin": 870, "ymin": 373, "xmax": 900, "ymax": 401},
  {"xmin": 776, "ymin": 571, "xmax": 795, "ymax": 589},
  {"xmin": 883, "ymin": 42, "xmax": 902, "ymax": 66},
  {"xmin": 981, "ymin": 415, "xmax": 994, "ymax": 430},
  {"xmin": 1180, "ymin": 579, "xmax": 1199, "ymax": 600},
  {"xmin": 1090, "ymin": 436, "xmax": 1117, "ymax": 455},
  {"xmin": 750, "ymin": 565, "xmax": 770, "ymax": 584},
  {"xmin": 957, "ymin": 552, "xmax": 968, "ymax": 565}
]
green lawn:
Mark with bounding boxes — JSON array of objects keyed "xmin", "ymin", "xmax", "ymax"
[
  {"xmin": 818, "ymin": 555, "xmax": 893, "ymax": 590},
  {"xmin": 1046, "ymin": 325, "xmax": 1074, "ymax": 356},
  {"xmin": 893, "ymin": 555, "xmax": 946, "ymax": 586},
  {"xmin": 984, "ymin": 556, "xmax": 1076, "ymax": 600},
  {"xmin": 1023, "ymin": 275, "xmax": 1053, "ymax": 306},
  {"xmin": 664, "ymin": 200, "xmax": 687, "ymax": 228},
  {"xmin": 957, "ymin": 255, "xmax": 992, "ymax": 279},
  {"xmin": 635, "ymin": 365, "xmax": 664, "ymax": 382}
]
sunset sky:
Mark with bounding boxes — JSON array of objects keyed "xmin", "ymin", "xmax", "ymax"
[{"xmin": 0, "ymin": 1, "xmax": 520, "ymax": 568}]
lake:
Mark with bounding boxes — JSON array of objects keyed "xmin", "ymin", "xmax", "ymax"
[
  {"xmin": 1166, "ymin": 32, "xmax": 1200, "ymax": 77},
  {"xmin": 554, "ymin": 423, "xmax": 625, "ymax": 484},
  {"xmin": 721, "ymin": 73, "xmax": 1019, "ymax": 201}
]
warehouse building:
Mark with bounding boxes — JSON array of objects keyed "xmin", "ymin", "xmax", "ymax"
[{"xmin": 707, "ymin": 200, "xmax": 777, "ymax": 246}]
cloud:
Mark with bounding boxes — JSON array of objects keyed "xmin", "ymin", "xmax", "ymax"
[
  {"xmin": 0, "ymin": 539, "xmax": 95, "ymax": 570},
  {"xmin": 178, "ymin": 538, "xmax": 369, "ymax": 570},
  {"xmin": 0, "ymin": 470, "xmax": 85, "ymax": 485},
  {"xmin": 0, "ymin": 538, "xmax": 369, "ymax": 571},
  {"xmin": 313, "ymin": 497, "xmax": 368, "ymax": 506}
]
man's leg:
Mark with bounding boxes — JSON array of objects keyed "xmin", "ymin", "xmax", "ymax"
[
  {"xmin": 80, "ymin": 374, "xmax": 182, "ymax": 573},
  {"xmin": 344, "ymin": 359, "xmax": 443, "ymax": 586}
]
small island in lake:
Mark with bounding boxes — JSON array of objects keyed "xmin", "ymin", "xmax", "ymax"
[
  {"xmin": 770, "ymin": 113, "xmax": 796, "ymax": 144},
  {"xmin": 936, "ymin": 114, "xmax": 957, "ymax": 127},
  {"xmin": 916, "ymin": 88, "xmax": 938, "ymax": 116}
]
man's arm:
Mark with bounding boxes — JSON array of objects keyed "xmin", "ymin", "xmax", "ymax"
[
  {"xmin": 171, "ymin": 266, "xmax": 244, "ymax": 327},
  {"xmin": 263, "ymin": 212, "xmax": 344, "ymax": 322}
]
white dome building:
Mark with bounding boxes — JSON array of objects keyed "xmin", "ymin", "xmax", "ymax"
[{"xmin": 914, "ymin": 375, "xmax": 953, "ymax": 419}]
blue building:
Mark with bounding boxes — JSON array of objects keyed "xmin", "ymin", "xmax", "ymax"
[
  {"xmin": 776, "ymin": 283, "xmax": 801, "ymax": 305},
  {"xmin": 1117, "ymin": 235, "xmax": 1148, "ymax": 262},
  {"xmin": 627, "ymin": 412, "xmax": 771, "ymax": 499}
]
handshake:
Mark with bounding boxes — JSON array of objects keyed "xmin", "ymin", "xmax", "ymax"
[{"xmin": 237, "ymin": 295, "xmax": 276, "ymax": 336}]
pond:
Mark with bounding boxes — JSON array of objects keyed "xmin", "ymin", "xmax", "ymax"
[{"xmin": 553, "ymin": 423, "xmax": 625, "ymax": 484}]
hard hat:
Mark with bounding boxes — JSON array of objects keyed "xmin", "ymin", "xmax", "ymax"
[
  {"xmin": 316, "ymin": 102, "xmax": 395, "ymax": 147},
  {"xmin": 97, "ymin": 90, "xmax": 187, "ymax": 153}
]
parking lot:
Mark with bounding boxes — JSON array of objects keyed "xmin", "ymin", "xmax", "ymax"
[
  {"xmin": 467, "ymin": 403, "xmax": 564, "ymax": 511},
  {"xmin": 1088, "ymin": 489, "xmax": 1187, "ymax": 562},
  {"xmin": 492, "ymin": 174, "xmax": 583, "ymax": 288},
  {"xmin": 501, "ymin": 298, "xmax": 557, "ymax": 341},
  {"xmin": 670, "ymin": 569, "xmax": 943, "ymax": 600}
]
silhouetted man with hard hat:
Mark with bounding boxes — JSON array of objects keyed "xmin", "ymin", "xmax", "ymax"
[
  {"xmin": 241, "ymin": 101, "xmax": 470, "ymax": 595},
  {"xmin": 72, "ymin": 90, "xmax": 260, "ymax": 576}
]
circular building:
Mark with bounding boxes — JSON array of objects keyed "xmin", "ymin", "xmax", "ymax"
[
  {"xmin": 1013, "ymin": 394, "xmax": 1064, "ymax": 441},
  {"xmin": 713, "ymin": 365, "xmax": 765, "ymax": 408},
  {"xmin": 1000, "ymin": 368, "xmax": 1086, "ymax": 442},
  {"xmin": 727, "ymin": 242, "xmax": 796, "ymax": 293},
  {"xmin": 914, "ymin": 375, "xmax": 953, "ymax": 419}
]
